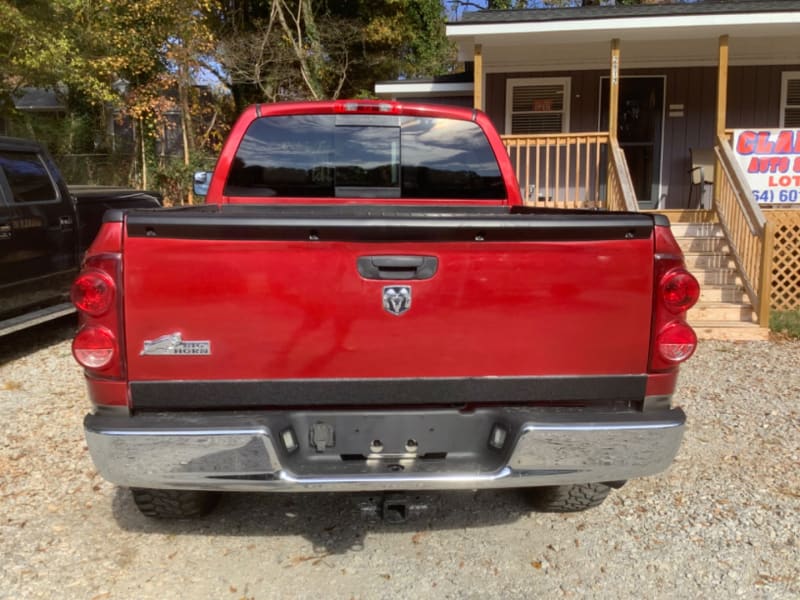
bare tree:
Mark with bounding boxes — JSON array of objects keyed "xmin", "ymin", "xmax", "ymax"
[{"xmin": 218, "ymin": 1, "xmax": 362, "ymax": 102}]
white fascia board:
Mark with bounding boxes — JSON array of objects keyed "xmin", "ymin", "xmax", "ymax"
[
  {"xmin": 373, "ymin": 82, "xmax": 474, "ymax": 95},
  {"xmin": 483, "ymin": 57, "xmax": 800, "ymax": 73},
  {"xmin": 446, "ymin": 12, "xmax": 800, "ymax": 39}
]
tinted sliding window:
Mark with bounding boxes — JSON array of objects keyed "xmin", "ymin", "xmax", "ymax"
[
  {"xmin": 335, "ymin": 125, "xmax": 400, "ymax": 198},
  {"xmin": 225, "ymin": 115, "xmax": 504, "ymax": 200},
  {"xmin": 400, "ymin": 117, "xmax": 504, "ymax": 199},
  {"xmin": 0, "ymin": 151, "xmax": 58, "ymax": 203},
  {"xmin": 225, "ymin": 115, "xmax": 335, "ymax": 197}
]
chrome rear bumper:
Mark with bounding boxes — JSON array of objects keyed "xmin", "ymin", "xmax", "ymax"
[{"xmin": 84, "ymin": 407, "xmax": 685, "ymax": 492}]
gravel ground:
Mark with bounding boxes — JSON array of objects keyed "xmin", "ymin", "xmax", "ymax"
[{"xmin": 1, "ymin": 320, "xmax": 798, "ymax": 599}]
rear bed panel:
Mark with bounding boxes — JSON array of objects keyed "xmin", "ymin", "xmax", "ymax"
[{"xmin": 122, "ymin": 208, "xmax": 655, "ymax": 387}]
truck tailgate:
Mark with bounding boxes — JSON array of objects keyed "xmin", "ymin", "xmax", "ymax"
[{"xmin": 122, "ymin": 206, "xmax": 655, "ymax": 407}]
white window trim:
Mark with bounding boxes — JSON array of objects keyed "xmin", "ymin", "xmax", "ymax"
[
  {"xmin": 780, "ymin": 71, "xmax": 800, "ymax": 128},
  {"xmin": 505, "ymin": 77, "xmax": 571, "ymax": 135}
]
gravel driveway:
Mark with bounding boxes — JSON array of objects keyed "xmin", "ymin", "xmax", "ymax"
[{"xmin": 1, "ymin": 320, "xmax": 798, "ymax": 599}]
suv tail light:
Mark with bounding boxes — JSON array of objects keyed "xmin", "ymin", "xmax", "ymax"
[
  {"xmin": 73, "ymin": 326, "xmax": 116, "ymax": 369},
  {"xmin": 660, "ymin": 269, "xmax": 701, "ymax": 314},
  {"xmin": 655, "ymin": 321, "xmax": 698, "ymax": 364},
  {"xmin": 71, "ymin": 251, "xmax": 124, "ymax": 378},
  {"xmin": 649, "ymin": 224, "xmax": 700, "ymax": 372},
  {"xmin": 71, "ymin": 270, "xmax": 115, "ymax": 316}
]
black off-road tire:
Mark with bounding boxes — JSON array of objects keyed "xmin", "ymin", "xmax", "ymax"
[
  {"xmin": 527, "ymin": 482, "xmax": 612, "ymax": 513},
  {"xmin": 131, "ymin": 488, "xmax": 220, "ymax": 519}
]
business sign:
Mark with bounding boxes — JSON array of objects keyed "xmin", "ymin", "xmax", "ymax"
[{"xmin": 733, "ymin": 129, "xmax": 800, "ymax": 205}]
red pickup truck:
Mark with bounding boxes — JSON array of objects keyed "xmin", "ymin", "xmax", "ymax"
[{"xmin": 71, "ymin": 100, "xmax": 699, "ymax": 520}]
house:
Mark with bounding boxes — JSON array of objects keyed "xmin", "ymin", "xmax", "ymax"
[{"xmin": 376, "ymin": 0, "xmax": 800, "ymax": 340}]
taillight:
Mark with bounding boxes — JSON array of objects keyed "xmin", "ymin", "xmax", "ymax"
[
  {"xmin": 655, "ymin": 321, "xmax": 698, "ymax": 364},
  {"xmin": 72, "ymin": 326, "xmax": 116, "ymax": 369},
  {"xmin": 71, "ymin": 270, "xmax": 115, "ymax": 316},
  {"xmin": 71, "ymin": 248, "xmax": 124, "ymax": 380},
  {"xmin": 660, "ymin": 269, "xmax": 700, "ymax": 314},
  {"xmin": 649, "ymin": 224, "xmax": 700, "ymax": 372}
]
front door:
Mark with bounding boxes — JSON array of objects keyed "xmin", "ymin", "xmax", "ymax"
[{"xmin": 601, "ymin": 76, "xmax": 665, "ymax": 209}]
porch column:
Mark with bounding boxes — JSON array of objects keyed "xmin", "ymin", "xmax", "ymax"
[
  {"xmin": 474, "ymin": 43, "xmax": 483, "ymax": 110},
  {"xmin": 716, "ymin": 35, "xmax": 729, "ymax": 137},
  {"xmin": 714, "ymin": 34, "xmax": 729, "ymax": 203},
  {"xmin": 609, "ymin": 39, "xmax": 620, "ymax": 140}
]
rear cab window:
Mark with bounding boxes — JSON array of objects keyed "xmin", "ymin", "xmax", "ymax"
[
  {"xmin": 0, "ymin": 151, "xmax": 59, "ymax": 204},
  {"xmin": 225, "ymin": 114, "xmax": 506, "ymax": 200}
]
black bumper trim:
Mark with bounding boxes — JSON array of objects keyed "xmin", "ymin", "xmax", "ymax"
[{"xmin": 130, "ymin": 375, "xmax": 648, "ymax": 411}]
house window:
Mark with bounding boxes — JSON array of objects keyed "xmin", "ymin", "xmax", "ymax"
[
  {"xmin": 781, "ymin": 72, "xmax": 800, "ymax": 128},
  {"xmin": 505, "ymin": 77, "xmax": 570, "ymax": 135}
]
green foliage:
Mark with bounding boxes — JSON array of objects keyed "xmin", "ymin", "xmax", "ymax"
[
  {"xmin": 152, "ymin": 155, "xmax": 215, "ymax": 206},
  {"xmin": 770, "ymin": 310, "xmax": 800, "ymax": 339},
  {"xmin": 4, "ymin": 110, "xmax": 95, "ymax": 155}
]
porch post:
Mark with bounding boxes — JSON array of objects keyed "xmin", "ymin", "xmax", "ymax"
[
  {"xmin": 474, "ymin": 44, "xmax": 483, "ymax": 110},
  {"xmin": 609, "ymin": 39, "xmax": 620, "ymax": 139},
  {"xmin": 716, "ymin": 35, "xmax": 729, "ymax": 137},
  {"xmin": 714, "ymin": 34, "xmax": 729, "ymax": 204}
]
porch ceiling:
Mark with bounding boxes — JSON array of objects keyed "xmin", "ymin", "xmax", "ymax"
[
  {"xmin": 449, "ymin": 13, "xmax": 800, "ymax": 70},
  {"xmin": 473, "ymin": 35, "xmax": 800, "ymax": 72}
]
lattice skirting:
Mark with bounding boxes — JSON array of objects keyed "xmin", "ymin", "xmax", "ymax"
[{"xmin": 766, "ymin": 210, "xmax": 800, "ymax": 311}]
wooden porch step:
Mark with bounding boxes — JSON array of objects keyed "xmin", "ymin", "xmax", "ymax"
[
  {"xmin": 691, "ymin": 267, "xmax": 743, "ymax": 286},
  {"xmin": 683, "ymin": 252, "xmax": 737, "ymax": 269},
  {"xmin": 670, "ymin": 222, "xmax": 724, "ymax": 237},
  {"xmin": 690, "ymin": 320, "xmax": 771, "ymax": 341},
  {"xmin": 689, "ymin": 301, "xmax": 754, "ymax": 322},
  {"xmin": 697, "ymin": 284, "xmax": 747, "ymax": 303},
  {"xmin": 645, "ymin": 209, "xmax": 717, "ymax": 224},
  {"xmin": 675, "ymin": 236, "xmax": 730, "ymax": 253}
]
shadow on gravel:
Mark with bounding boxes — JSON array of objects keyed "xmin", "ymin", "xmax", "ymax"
[
  {"xmin": 111, "ymin": 487, "xmax": 536, "ymax": 555},
  {"xmin": 0, "ymin": 315, "xmax": 77, "ymax": 366}
]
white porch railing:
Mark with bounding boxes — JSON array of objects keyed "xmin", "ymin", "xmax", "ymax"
[{"xmin": 501, "ymin": 132, "xmax": 637, "ymax": 211}]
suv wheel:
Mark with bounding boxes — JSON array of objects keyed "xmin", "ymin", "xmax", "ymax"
[
  {"xmin": 528, "ymin": 482, "xmax": 613, "ymax": 512},
  {"xmin": 131, "ymin": 488, "xmax": 220, "ymax": 519}
]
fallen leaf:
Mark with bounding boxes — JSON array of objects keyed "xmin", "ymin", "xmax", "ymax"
[
  {"xmin": 285, "ymin": 553, "xmax": 330, "ymax": 567},
  {"xmin": 412, "ymin": 531, "xmax": 427, "ymax": 545},
  {"xmin": 229, "ymin": 586, "xmax": 237, "ymax": 593},
  {"xmin": 380, "ymin": 574, "xmax": 391, "ymax": 580},
  {"xmin": 531, "ymin": 561, "xmax": 542, "ymax": 569}
]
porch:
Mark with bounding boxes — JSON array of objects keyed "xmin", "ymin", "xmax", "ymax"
[{"xmin": 446, "ymin": 2, "xmax": 800, "ymax": 339}]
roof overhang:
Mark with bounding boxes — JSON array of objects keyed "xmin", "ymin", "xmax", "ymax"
[
  {"xmin": 374, "ymin": 81, "xmax": 473, "ymax": 99},
  {"xmin": 448, "ymin": 11, "xmax": 800, "ymax": 68}
]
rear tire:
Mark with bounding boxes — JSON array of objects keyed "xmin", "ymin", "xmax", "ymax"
[
  {"xmin": 527, "ymin": 482, "xmax": 612, "ymax": 513},
  {"xmin": 131, "ymin": 488, "xmax": 220, "ymax": 519}
]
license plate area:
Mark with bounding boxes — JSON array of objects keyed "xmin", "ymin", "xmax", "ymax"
[{"xmin": 277, "ymin": 409, "xmax": 517, "ymax": 476}]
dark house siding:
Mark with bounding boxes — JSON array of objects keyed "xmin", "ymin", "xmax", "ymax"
[
  {"xmin": 486, "ymin": 65, "xmax": 797, "ymax": 209},
  {"xmin": 396, "ymin": 96, "xmax": 474, "ymax": 108}
]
